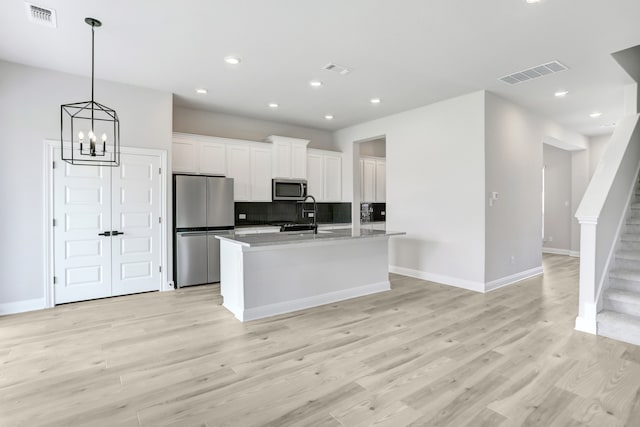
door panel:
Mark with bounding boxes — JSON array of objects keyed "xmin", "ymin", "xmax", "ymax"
[
  {"xmin": 111, "ymin": 153, "xmax": 161, "ymax": 296},
  {"xmin": 54, "ymin": 151, "xmax": 112, "ymax": 304}
]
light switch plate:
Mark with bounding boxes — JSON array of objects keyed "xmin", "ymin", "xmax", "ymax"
[{"xmin": 238, "ymin": 213, "xmax": 246, "ymax": 219}]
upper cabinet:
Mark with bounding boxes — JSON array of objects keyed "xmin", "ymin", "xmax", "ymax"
[
  {"xmin": 360, "ymin": 156, "xmax": 386, "ymax": 202},
  {"xmin": 307, "ymin": 149, "xmax": 342, "ymax": 202},
  {"xmin": 172, "ymin": 133, "xmax": 227, "ymax": 175},
  {"xmin": 267, "ymin": 135, "xmax": 309, "ymax": 179},
  {"xmin": 172, "ymin": 133, "xmax": 340, "ymax": 202},
  {"xmin": 172, "ymin": 137, "xmax": 199, "ymax": 173},
  {"xmin": 223, "ymin": 142, "xmax": 273, "ymax": 202}
]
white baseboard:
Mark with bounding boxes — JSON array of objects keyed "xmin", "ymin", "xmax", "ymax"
[
  {"xmin": 575, "ymin": 315, "xmax": 597, "ymax": 335},
  {"xmin": 484, "ymin": 266, "xmax": 544, "ymax": 292},
  {"xmin": 542, "ymin": 247, "xmax": 571, "ymax": 256},
  {"xmin": 389, "ymin": 266, "xmax": 485, "ymax": 293},
  {"xmin": 569, "ymin": 250, "xmax": 580, "ymax": 258},
  {"xmin": 0, "ymin": 297, "xmax": 45, "ymax": 316},
  {"xmin": 237, "ymin": 281, "xmax": 391, "ymax": 322}
]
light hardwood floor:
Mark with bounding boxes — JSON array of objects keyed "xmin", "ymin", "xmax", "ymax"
[{"xmin": 2, "ymin": 254, "xmax": 640, "ymax": 426}]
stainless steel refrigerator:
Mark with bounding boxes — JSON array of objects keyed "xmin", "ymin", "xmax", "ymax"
[{"xmin": 173, "ymin": 174, "xmax": 234, "ymax": 287}]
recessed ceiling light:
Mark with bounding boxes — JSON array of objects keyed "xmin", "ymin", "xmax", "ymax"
[
  {"xmin": 268, "ymin": 103, "xmax": 279, "ymax": 108},
  {"xmin": 195, "ymin": 88, "xmax": 208, "ymax": 94},
  {"xmin": 324, "ymin": 115, "xmax": 334, "ymax": 120},
  {"xmin": 554, "ymin": 90, "xmax": 568, "ymax": 98},
  {"xmin": 590, "ymin": 112, "xmax": 602, "ymax": 118},
  {"xmin": 526, "ymin": 0, "xmax": 540, "ymax": 3},
  {"xmin": 224, "ymin": 56, "xmax": 241, "ymax": 65},
  {"xmin": 370, "ymin": 98, "xmax": 381, "ymax": 104},
  {"xmin": 309, "ymin": 80, "xmax": 323, "ymax": 88}
]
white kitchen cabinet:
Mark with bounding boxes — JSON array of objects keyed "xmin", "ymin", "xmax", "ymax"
[
  {"xmin": 172, "ymin": 139, "xmax": 198, "ymax": 173},
  {"xmin": 172, "ymin": 133, "xmax": 227, "ymax": 175},
  {"xmin": 250, "ymin": 146, "xmax": 272, "ymax": 201},
  {"xmin": 375, "ymin": 159, "xmax": 386, "ymax": 202},
  {"xmin": 360, "ymin": 156, "xmax": 386, "ymax": 202},
  {"xmin": 226, "ymin": 145, "xmax": 251, "ymax": 201},
  {"xmin": 307, "ymin": 152, "xmax": 323, "ymax": 199},
  {"xmin": 362, "ymin": 158, "xmax": 376, "ymax": 202},
  {"xmin": 307, "ymin": 149, "xmax": 342, "ymax": 202},
  {"xmin": 267, "ymin": 135, "xmax": 309, "ymax": 179},
  {"xmin": 199, "ymin": 140, "xmax": 226, "ymax": 175}
]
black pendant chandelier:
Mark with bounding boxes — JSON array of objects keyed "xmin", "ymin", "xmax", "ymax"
[{"xmin": 60, "ymin": 17, "xmax": 120, "ymax": 166}]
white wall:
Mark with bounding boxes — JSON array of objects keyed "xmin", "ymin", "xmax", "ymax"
[
  {"xmin": 589, "ymin": 134, "xmax": 612, "ymax": 178},
  {"xmin": 334, "ymin": 92, "xmax": 487, "ymax": 290},
  {"xmin": 572, "ymin": 150, "xmax": 590, "ymax": 254},
  {"xmin": 0, "ymin": 60, "xmax": 173, "ymax": 308},
  {"xmin": 484, "ymin": 93, "xmax": 589, "ymax": 284},
  {"xmin": 543, "ymin": 144, "xmax": 572, "ymax": 252},
  {"xmin": 173, "ymin": 106, "xmax": 335, "ymax": 150}
]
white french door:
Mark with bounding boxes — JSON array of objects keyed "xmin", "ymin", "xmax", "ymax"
[{"xmin": 53, "ymin": 150, "xmax": 162, "ymax": 304}]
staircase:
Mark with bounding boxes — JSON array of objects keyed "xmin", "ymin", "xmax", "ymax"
[{"xmin": 598, "ymin": 190, "xmax": 640, "ymax": 346}]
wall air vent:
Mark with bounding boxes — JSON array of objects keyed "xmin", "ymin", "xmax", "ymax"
[
  {"xmin": 323, "ymin": 63, "xmax": 351, "ymax": 75},
  {"xmin": 25, "ymin": 2, "xmax": 57, "ymax": 28},
  {"xmin": 499, "ymin": 60, "xmax": 568, "ymax": 85}
]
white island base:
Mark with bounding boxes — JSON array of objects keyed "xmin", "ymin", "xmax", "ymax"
[{"xmin": 218, "ymin": 230, "xmax": 400, "ymax": 321}]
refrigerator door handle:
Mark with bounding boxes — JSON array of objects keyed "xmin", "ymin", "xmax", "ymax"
[{"xmin": 178, "ymin": 231, "xmax": 208, "ymax": 237}]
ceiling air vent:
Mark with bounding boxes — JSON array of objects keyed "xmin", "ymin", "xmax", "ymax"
[
  {"xmin": 25, "ymin": 2, "xmax": 57, "ymax": 28},
  {"xmin": 323, "ymin": 63, "xmax": 351, "ymax": 75},
  {"xmin": 499, "ymin": 60, "xmax": 568, "ymax": 85}
]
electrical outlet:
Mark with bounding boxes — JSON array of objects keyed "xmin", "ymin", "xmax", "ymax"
[
  {"xmin": 548, "ymin": 236, "xmax": 553, "ymax": 242},
  {"xmin": 307, "ymin": 212, "xmax": 314, "ymax": 217},
  {"xmin": 510, "ymin": 255, "xmax": 515, "ymax": 264},
  {"xmin": 238, "ymin": 213, "xmax": 246, "ymax": 220}
]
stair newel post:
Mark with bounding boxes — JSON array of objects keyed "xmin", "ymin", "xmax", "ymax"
[{"xmin": 575, "ymin": 218, "xmax": 598, "ymax": 334}]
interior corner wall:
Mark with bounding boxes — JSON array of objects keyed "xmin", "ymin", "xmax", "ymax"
[
  {"xmin": 484, "ymin": 93, "xmax": 543, "ymax": 283},
  {"xmin": 571, "ymin": 150, "xmax": 590, "ymax": 254},
  {"xmin": 588, "ymin": 134, "xmax": 613, "ymax": 178},
  {"xmin": 542, "ymin": 144, "xmax": 572, "ymax": 252},
  {"xmin": 0, "ymin": 60, "xmax": 173, "ymax": 307},
  {"xmin": 172, "ymin": 106, "xmax": 335, "ymax": 150},
  {"xmin": 333, "ymin": 91, "xmax": 486, "ymax": 289}
]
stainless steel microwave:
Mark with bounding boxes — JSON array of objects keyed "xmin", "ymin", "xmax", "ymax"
[{"xmin": 272, "ymin": 178, "xmax": 307, "ymax": 201}]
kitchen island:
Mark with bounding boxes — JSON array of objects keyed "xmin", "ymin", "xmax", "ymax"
[{"xmin": 217, "ymin": 228, "xmax": 404, "ymax": 321}]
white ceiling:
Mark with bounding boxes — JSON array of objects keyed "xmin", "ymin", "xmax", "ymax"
[{"xmin": 1, "ymin": 0, "xmax": 639, "ymax": 136}]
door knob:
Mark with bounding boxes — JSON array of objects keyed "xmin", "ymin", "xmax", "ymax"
[
  {"xmin": 98, "ymin": 231, "xmax": 111, "ymax": 236},
  {"xmin": 112, "ymin": 230, "xmax": 124, "ymax": 236}
]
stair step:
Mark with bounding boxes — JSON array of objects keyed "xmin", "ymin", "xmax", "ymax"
[
  {"xmin": 616, "ymin": 250, "xmax": 640, "ymax": 261},
  {"xmin": 610, "ymin": 277, "xmax": 640, "ymax": 292},
  {"xmin": 625, "ymin": 225, "xmax": 640, "ymax": 235},
  {"xmin": 609, "ymin": 268, "xmax": 640, "ymax": 281},
  {"xmin": 627, "ymin": 217, "xmax": 640, "ymax": 225},
  {"xmin": 621, "ymin": 233, "xmax": 640, "ymax": 242},
  {"xmin": 632, "ymin": 202, "xmax": 640, "ymax": 210},
  {"xmin": 603, "ymin": 288, "xmax": 640, "ymax": 317},
  {"xmin": 598, "ymin": 310, "xmax": 640, "ymax": 346},
  {"xmin": 620, "ymin": 240, "xmax": 640, "ymax": 251}
]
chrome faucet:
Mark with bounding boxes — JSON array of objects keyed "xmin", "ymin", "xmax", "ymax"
[{"xmin": 301, "ymin": 195, "xmax": 318, "ymax": 234}]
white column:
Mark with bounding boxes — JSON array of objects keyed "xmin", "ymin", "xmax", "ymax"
[{"xmin": 575, "ymin": 219, "xmax": 598, "ymax": 334}]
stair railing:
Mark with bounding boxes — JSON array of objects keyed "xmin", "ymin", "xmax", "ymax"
[{"xmin": 575, "ymin": 114, "xmax": 640, "ymax": 334}]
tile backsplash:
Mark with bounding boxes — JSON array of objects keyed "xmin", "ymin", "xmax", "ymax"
[{"xmin": 235, "ymin": 201, "xmax": 352, "ymax": 226}]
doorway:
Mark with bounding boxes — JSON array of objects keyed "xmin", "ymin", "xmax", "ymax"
[
  {"xmin": 46, "ymin": 144, "xmax": 168, "ymax": 305},
  {"xmin": 353, "ymin": 136, "xmax": 386, "ymax": 231}
]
